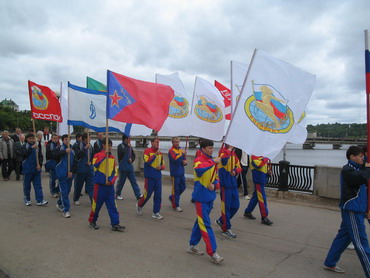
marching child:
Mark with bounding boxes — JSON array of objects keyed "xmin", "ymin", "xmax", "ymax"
[
  {"xmin": 88, "ymin": 139, "xmax": 125, "ymax": 232},
  {"xmin": 55, "ymin": 134, "xmax": 77, "ymax": 218},
  {"xmin": 168, "ymin": 137, "xmax": 187, "ymax": 212},
  {"xmin": 21, "ymin": 133, "xmax": 48, "ymax": 206},
  {"xmin": 215, "ymin": 144, "xmax": 241, "ymax": 238},
  {"xmin": 323, "ymin": 146, "xmax": 370, "ymax": 276},
  {"xmin": 187, "ymin": 139, "xmax": 224, "ymax": 264},
  {"xmin": 136, "ymin": 138, "xmax": 165, "ymax": 220},
  {"xmin": 45, "ymin": 134, "xmax": 60, "ymax": 198}
]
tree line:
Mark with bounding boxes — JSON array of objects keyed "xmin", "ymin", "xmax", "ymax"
[{"xmin": 307, "ymin": 123, "xmax": 367, "ymax": 138}]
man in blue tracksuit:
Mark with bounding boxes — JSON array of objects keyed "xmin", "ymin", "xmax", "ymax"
[
  {"xmin": 73, "ymin": 133, "xmax": 94, "ymax": 205},
  {"xmin": 168, "ymin": 137, "xmax": 187, "ymax": 212},
  {"xmin": 116, "ymin": 134, "xmax": 142, "ymax": 200},
  {"xmin": 55, "ymin": 134, "xmax": 77, "ymax": 218},
  {"xmin": 324, "ymin": 146, "xmax": 370, "ymax": 276},
  {"xmin": 21, "ymin": 133, "xmax": 48, "ymax": 206}
]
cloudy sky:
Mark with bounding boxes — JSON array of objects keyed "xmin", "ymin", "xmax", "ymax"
[{"xmin": 1, "ymin": 0, "xmax": 369, "ymax": 125}]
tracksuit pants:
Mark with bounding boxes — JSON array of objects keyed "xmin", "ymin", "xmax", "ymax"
[
  {"xmin": 189, "ymin": 201, "xmax": 217, "ymax": 256},
  {"xmin": 237, "ymin": 165, "xmax": 249, "ymax": 196},
  {"xmin": 23, "ymin": 171, "xmax": 44, "ymax": 203},
  {"xmin": 218, "ymin": 187, "xmax": 240, "ymax": 231},
  {"xmin": 49, "ymin": 169, "xmax": 59, "ymax": 195},
  {"xmin": 57, "ymin": 177, "xmax": 73, "ymax": 213},
  {"xmin": 324, "ymin": 210, "xmax": 370, "ymax": 277},
  {"xmin": 137, "ymin": 177, "xmax": 162, "ymax": 214},
  {"xmin": 169, "ymin": 175, "xmax": 186, "ymax": 209},
  {"xmin": 244, "ymin": 183, "xmax": 268, "ymax": 218},
  {"xmin": 74, "ymin": 171, "xmax": 94, "ymax": 202},
  {"xmin": 88, "ymin": 184, "xmax": 119, "ymax": 226},
  {"xmin": 116, "ymin": 170, "xmax": 141, "ymax": 199}
]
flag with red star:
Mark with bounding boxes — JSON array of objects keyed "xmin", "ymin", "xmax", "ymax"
[{"xmin": 107, "ymin": 70, "xmax": 174, "ymax": 131}]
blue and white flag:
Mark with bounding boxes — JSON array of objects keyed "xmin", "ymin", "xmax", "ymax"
[
  {"xmin": 225, "ymin": 50, "xmax": 315, "ymax": 159},
  {"xmin": 68, "ymin": 82, "xmax": 131, "ymax": 133}
]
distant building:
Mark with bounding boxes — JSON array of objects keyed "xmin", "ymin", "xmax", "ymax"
[{"xmin": 0, "ymin": 98, "xmax": 19, "ymax": 111}]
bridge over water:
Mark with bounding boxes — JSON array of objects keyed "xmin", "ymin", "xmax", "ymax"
[{"xmin": 303, "ymin": 137, "xmax": 367, "ymax": 149}]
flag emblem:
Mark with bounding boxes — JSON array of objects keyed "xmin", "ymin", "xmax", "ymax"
[
  {"xmin": 169, "ymin": 95, "xmax": 189, "ymax": 118},
  {"xmin": 89, "ymin": 101, "xmax": 96, "ymax": 119},
  {"xmin": 194, "ymin": 95, "xmax": 223, "ymax": 123},
  {"xmin": 244, "ymin": 81, "xmax": 294, "ymax": 133},
  {"xmin": 31, "ymin": 85, "xmax": 49, "ymax": 110}
]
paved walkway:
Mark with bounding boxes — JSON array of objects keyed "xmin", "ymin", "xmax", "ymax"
[{"xmin": 0, "ymin": 172, "xmax": 366, "ymax": 278}]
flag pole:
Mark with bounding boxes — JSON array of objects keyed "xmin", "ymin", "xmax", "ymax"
[
  {"xmin": 185, "ymin": 136, "xmax": 189, "ymax": 153},
  {"xmin": 67, "ymin": 125, "xmax": 70, "ymax": 174},
  {"xmin": 105, "ymin": 119, "xmax": 109, "ymax": 184},
  {"xmin": 32, "ymin": 118, "xmax": 39, "ymax": 167},
  {"xmin": 364, "ymin": 30, "xmax": 370, "ymax": 218}
]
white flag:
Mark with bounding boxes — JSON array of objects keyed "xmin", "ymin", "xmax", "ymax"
[
  {"xmin": 189, "ymin": 77, "xmax": 226, "ymax": 141},
  {"xmin": 288, "ymin": 111, "xmax": 308, "ymax": 144},
  {"xmin": 231, "ymin": 61, "xmax": 249, "ymax": 115},
  {"xmin": 156, "ymin": 72, "xmax": 191, "ymax": 136},
  {"xmin": 58, "ymin": 82, "xmax": 69, "ymax": 136},
  {"xmin": 225, "ymin": 49, "xmax": 316, "ymax": 159}
]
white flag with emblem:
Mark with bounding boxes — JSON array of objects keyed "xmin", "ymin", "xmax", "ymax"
[
  {"xmin": 156, "ymin": 72, "xmax": 191, "ymax": 136},
  {"xmin": 189, "ymin": 77, "xmax": 227, "ymax": 141},
  {"xmin": 225, "ymin": 49, "xmax": 315, "ymax": 159},
  {"xmin": 231, "ymin": 60, "xmax": 249, "ymax": 115}
]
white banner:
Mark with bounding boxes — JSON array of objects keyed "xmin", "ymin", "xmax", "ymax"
[
  {"xmin": 58, "ymin": 82, "xmax": 69, "ymax": 136},
  {"xmin": 189, "ymin": 77, "xmax": 227, "ymax": 141},
  {"xmin": 225, "ymin": 50, "xmax": 316, "ymax": 159},
  {"xmin": 231, "ymin": 60, "xmax": 249, "ymax": 115}
]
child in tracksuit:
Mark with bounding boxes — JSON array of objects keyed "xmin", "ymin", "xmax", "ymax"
[
  {"xmin": 73, "ymin": 133, "xmax": 94, "ymax": 205},
  {"xmin": 168, "ymin": 137, "xmax": 187, "ymax": 212},
  {"xmin": 88, "ymin": 139, "xmax": 125, "ymax": 232},
  {"xmin": 136, "ymin": 138, "xmax": 165, "ymax": 220},
  {"xmin": 323, "ymin": 146, "xmax": 370, "ymax": 276},
  {"xmin": 55, "ymin": 134, "xmax": 77, "ymax": 218},
  {"xmin": 243, "ymin": 155, "xmax": 273, "ymax": 225},
  {"xmin": 215, "ymin": 144, "xmax": 241, "ymax": 238},
  {"xmin": 45, "ymin": 134, "xmax": 60, "ymax": 198},
  {"xmin": 21, "ymin": 133, "xmax": 48, "ymax": 206},
  {"xmin": 187, "ymin": 139, "xmax": 224, "ymax": 264}
]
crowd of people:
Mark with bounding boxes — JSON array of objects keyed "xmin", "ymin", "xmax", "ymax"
[{"xmin": 2, "ymin": 127, "xmax": 370, "ymax": 274}]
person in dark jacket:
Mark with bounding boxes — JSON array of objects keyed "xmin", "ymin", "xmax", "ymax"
[
  {"xmin": 21, "ymin": 133, "xmax": 48, "ymax": 206},
  {"xmin": 116, "ymin": 134, "xmax": 142, "ymax": 200},
  {"xmin": 14, "ymin": 134, "xmax": 25, "ymax": 180},
  {"xmin": 323, "ymin": 146, "xmax": 370, "ymax": 276},
  {"xmin": 45, "ymin": 134, "xmax": 60, "ymax": 197}
]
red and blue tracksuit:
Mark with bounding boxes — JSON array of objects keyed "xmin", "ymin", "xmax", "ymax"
[
  {"xmin": 168, "ymin": 146, "xmax": 187, "ymax": 209},
  {"xmin": 55, "ymin": 144, "xmax": 76, "ymax": 213},
  {"xmin": 189, "ymin": 151, "xmax": 219, "ymax": 256},
  {"xmin": 244, "ymin": 155, "xmax": 270, "ymax": 219},
  {"xmin": 88, "ymin": 150, "xmax": 120, "ymax": 226},
  {"xmin": 217, "ymin": 148, "xmax": 242, "ymax": 232},
  {"xmin": 324, "ymin": 160, "xmax": 370, "ymax": 277},
  {"xmin": 21, "ymin": 142, "xmax": 44, "ymax": 203},
  {"xmin": 137, "ymin": 147, "xmax": 165, "ymax": 214}
]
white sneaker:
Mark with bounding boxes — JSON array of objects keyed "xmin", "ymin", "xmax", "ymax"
[
  {"xmin": 152, "ymin": 213, "xmax": 164, "ymax": 220},
  {"xmin": 37, "ymin": 200, "xmax": 48, "ymax": 206},
  {"xmin": 347, "ymin": 243, "xmax": 355, "ymax": 250},
  {"xmin": 52, "ymin": 193, "xmax": 59, "ymax": 198},
  {"xmin": 187, "ymin": 245, "xmax": 204, "ymax": 255},
  {"xmin": 211, "ymin": 252, "xmax": 224, "ymax": 264},
  {"xmin": 136, "ymin": 203, "xmax": 143, "ymax": 216},
  {"xmin": 175, "ymin": 207, "xmax": 183, "ymax": 212},
  {"xmin": 74, "ymin": 201, "xmax": 80, "ymax": 206},
  {"xmin": 25, "ymin": 200, "xmax": 31, "ymax": 206},
  {"xmin": 242, "ymin": 195, "xmax": 251, "ymax": 200},
  {"xmin": 63, "ymin": 211, "xmax": 71, "ymax": 218},
  {"xmin": 116, "ymin": 195, "xmax": 123, "ymax": 200}
]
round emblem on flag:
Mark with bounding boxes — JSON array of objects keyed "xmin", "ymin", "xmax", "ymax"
[
  {"xmin": 169, "ymin": 95, "xmax": 189, "ymax": 119},
  {"xmin": 244, "ymin": 82, "xmax": 294, "ymax": 133},
  {"xmin": 194, "ymin": 95, "xmax": 223, "ymax": 123},
  {"xmin": 31, "ymin": 85, "xmax": 49, "ymax": 110}
]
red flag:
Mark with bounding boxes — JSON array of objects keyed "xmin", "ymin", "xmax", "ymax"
[
  {"xmin": 214, "ymin": 80, "xmax": 231, "ymax": 120},
  {"xmin": 28, "ymin": 80, "xmax": 62, "ymax": 122},
  {"xmin": 107, "ymin": 70, "xmax": 174, "ymax": 131}
]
